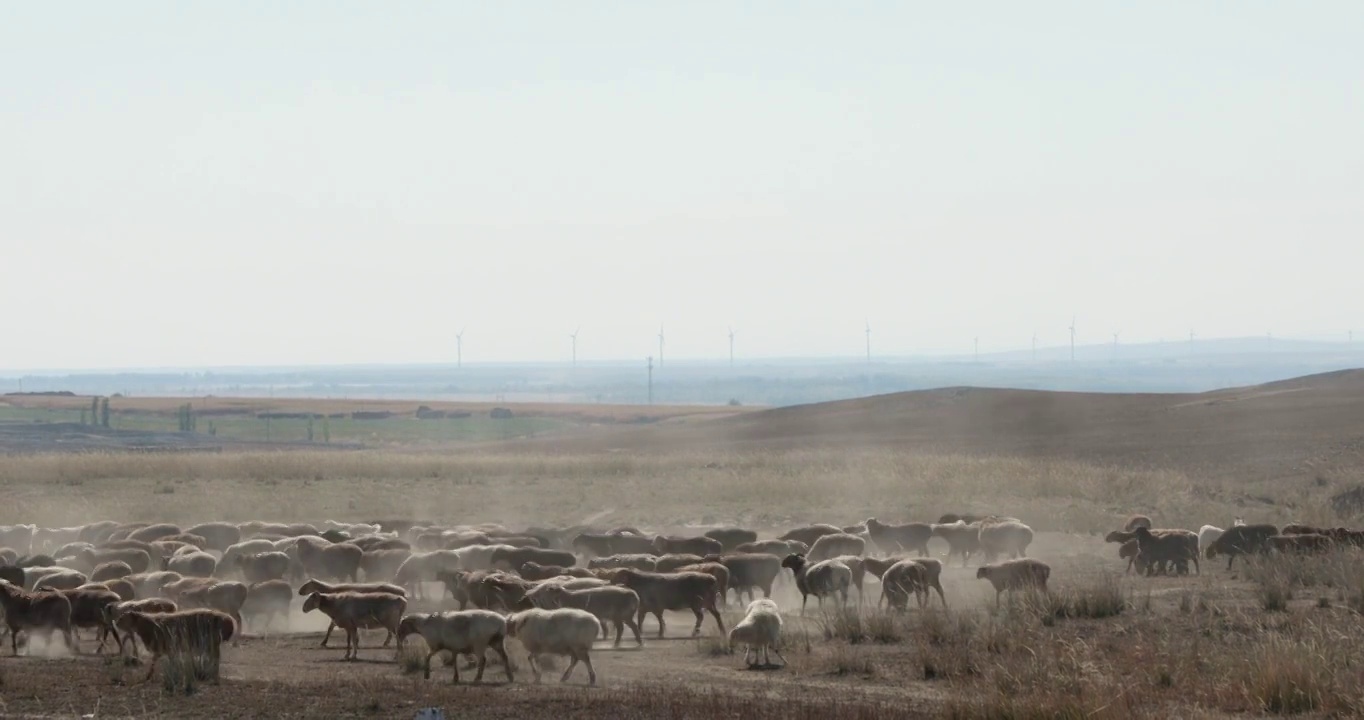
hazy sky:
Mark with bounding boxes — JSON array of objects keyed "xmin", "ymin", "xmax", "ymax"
[{"xmin": 3, "ymin": 3, "xmax": 1361, "ymax": 370}]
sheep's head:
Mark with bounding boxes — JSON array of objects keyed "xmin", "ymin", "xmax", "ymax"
[
  {"xmin": 975, "ymin": 567, "xmax": 990, "ymax": 580},
  {"xmin": 1103, "ymin": 531, "xmax": 1128, "ymax": 544},
  {"xmin": 302, "ymin": 592, "xmax": 323, "ymax": 613},
  {"xmin": 1132, "ymin": 527, "xmax": 1153, "ymax": 540},
  {"xmin": 780, "ymin": 554, "xmax": 806, "ymax": 572},
  {"xmin": 396, "ymin": 614, "xmax": 424, "ymax": 642}
]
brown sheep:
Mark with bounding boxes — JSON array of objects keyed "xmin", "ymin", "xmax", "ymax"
[
  {"xmin": 778, "ymin": 524, "xmax": 844, "ymax": 548},
  {"xmin": 236, "ymin": 551, "xmax": 291, "ymax": 583},
  {"xmin": 879, "ymin": 560, "xmax": 931, "ymax": 611},
  {"xmin": 0, "ymin": 580, "xmax": 77, "ymax": 655},
  {"xmin": 296, "ymin": 540, "xmax": 363, "ymax": 582},
  {"xmin": 519, "ymin": 562, "xmax": 596, "ymax": 581},
  {"xmin": 489, "ymin": 546, "xmax": 576, "ymax": 573},
  {"xmin": 164, "ymin": 551, "xmax": 218, "ymax": 578},
  {"xmin": 296, "ymin": 579, "xmax": 407, "ymax": 647},
  {"xmin": 609, "ymin": 568, "xmax": 725, "ymax": 638},
  {"xmin": 652, "ymin": 535, "xmax": 724, "ymax": 557},
  {"xmin": 807, "ymin": 533, "xmax": 866, "ymax": 562},
  {"xmin": 864, "ymin": 518, "xmax": 934, "ymax": 557},
  {"xmin": 735, "ymin": 539, "xmax": 810, "ymax": 557},
  {"xmin": 587, "ymin": 554, "xmax": 658, "ymax": 572},
  {"xmin": 1268, "ymin": 533, "xmax": 1333, "ymax": 554},
  {"xmin": 977, "ymin": 559, "xmax": 1051, "ymax": 609},
  {"xmin": 113, "ymin": 609, "xmax": 235, "ymax": 682},
  {"xmin": 91, "ymin": 560, "xmax": 134, "ymax": 583},
  {"xmin": 702, "ymin": 553, "xmax": 782, "ymax": 604},
  {"xmin": 703, "ymin": 527, "xmax": 758, "ymax": 551},
  {"xmin": 184, "ymin": 522, "xmax": 242, "ymax": 552},
  {"xmin": 359, "ymin": 548, "xmax": 411, "ymax": 582},
  {"xmin": 85, "ymin": 578, "xmax": 136, "ymax": 601},
  {"xmin": 781, "ymin": 554, "xmax": 852, "ymax": 613},
  {"xmin": 127, "ymin": 570, "xmax": 184, "ymax": 598},
  {"xmin": 302, "ymin": 591, "xmax": 407, "ymax": 661},
  {"xmin": 653, "ymin": 553, "xmax": 705, "ymax": 574},
  {"xmin": 674, "ymin": 562, "xmax": 731, "ymax": 606},
  {"xmin": 524, "ymin": 583, "xmax": 643, "ymax": 647},
  {"xmin": 175, "ymin": 581, "xmax": 249, "ymax": 637},
  {"xmin": 242, "ymin": 579, "xmax": 293, "ymax": 633},
  {"xmin": 127, "ymin": 524, "xmax": 183, "ymax": 544},
  {"xmin": 34, "ymin": 585, "xmax": 122, "ymax": 653},
  {"xmin": 1131, "ymin": 527, "xmax": 1200, "ymax": 576},
  {"xmin": 1206, "ymin": 524, "xmax": 1280, "ymax": 569},
  {"xmin": 78, "ymin": 547, "xmax": 151, "ymax": 575}
]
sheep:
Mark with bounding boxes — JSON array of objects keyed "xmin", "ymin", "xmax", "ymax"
[
  {"xmin": 1269, "ymin": 533, "xmax": 1334, "ymax": 554},
  {"xmin": 103, "ymin": 598, "xmax": 177, "ymax": 656},
  {"xmin": 506, "ymin": 607, "xmax": 601, "ymax": 685},
  {"xmin": 976, "ymin": 559, "xmax": 1051, "ymax": 609},
  {"xmin": 236, "ymin": 551, "xmax": 291, "ymax": 583},
  {"xmin": 175, "ymin": 581, "xmax": 249, "ymax": 637},
  {"xmin": 0, "ymin": 548, "xmax": 18, "ymax": 566},
  {"xmin": 519, "ymin": 562, "xmax": 597, "ymax": 582},
  {"xmin": 216, "ymin": 539, "xmax": 277, "ymax": 577},
  {"xmin": 113, "ymin": 609, "xmax": 235, "ymax": 683},
  {"xmin": 77, "ymin": 547, "xmax": 151, "ymax": 575},
  {"xmin": 432, "ymin": 531, "xmax": 489, "ymax": 551},
  {"xmin": 32, "ymin": 585, "xmax": 122, "ymax": 653},
  {"xmin": 652, "ymin": 535, "xmax": 724, "ymax": 557},
  {"xmin": 1118, "ymin": 539, "xmax": 1152, "ymax": 575},
  {"xmin": 489, "ymin": 546, "xmax": 576, "ymax": 574},
  {"xmin": 1131, "ymin": 527, "xmax": 1200, "ymax": 576},
  {"xmin": 182, "ymin": 522, "xmax": 241, "ymax": 551},
  {"xmin": 653, "ymin": 553, "xmax": 705, "ymax": 574},
  {"xmin": 392, "ymin": 550, "xmax": 466, "ymax": 599},
  {"xmin": 29, "ymin": 569, "xmax": 88, "ymax": 591},
  {"xmin": 359, "ymin": 548, "xmax": 412, "ymax": 582},
  {"xmin": 33, "ymin": 526, "xmax": 84, "ymax": 553},
  {"xmin": 703, "ymin": 553, "xmax": 782, "ymax": 604},
  {"xmin": 587, "ymin": 554, "xmax": 658, "ymax": 572},
  {"xmin": 302, "ymin": 591, "xmax": 408, "ymax": 659},
  {"xmin": 353, "ymin": 536, "xmax": 411, "ymax": 552},
  {"xmin": 978, "ymin": 521, "xmax": 1034, "ymax": 562},
  {"xmin": 297, "ymin": 579, "xmax": 407, "ymax": 647},
  {"xmin": 1124, "ymin": 515, "xmax": 1153, "ymax": 532},
  {"xmin": 728, "ymin": 598, "xmax": 786, "ymax": 668},
  {"xmin": 164, "ymin": 551, "xmax": 218, "ymax": 578},
  {"xmin": 0, "ymin": 524, "xmax": 36, "ymax": 555},
  {"xmin": 465, "ymin": 572, "xmax": 537, "ymax": 611},
  {"xmin": 126, "ymin": 570, "xmax": 183, "ymax": 598},
  {"xmin": 18, "ymin": 554, "xmax": 57, "ymax": 568},
  {"xmin": 128, "ymin": 524, "xmax": 183, "ymax": 544},
  {"xmin": 296, "ymin": 539, "xmax": 363, "ymax": 582},
  {"xmin": 879, "ymin": 559, "xmax": 932, "ymax": 611},
  {"xmin": 902, "ymin": 558, "xmax": 946, "ymax": 608},
  {"xmin": 674, "ymin": 562, "xmax": 731, "ymax": 606},
  {"xmin": 86, "ymin": 578, "xmax": 136, "ymax": 601},
  {"xmin": 1198, "ymin": 525, "xmax": 1226, "ymax": 560},
  {"xmin": 572, "ymin": 532, "xmax": 655, "ymax": 558},
  {"xmin": 91, "ymin": 560, "xmax": 134, "ymax": 583},
  {"xmin": 703, "ymin": 527, "xmax": 759, "ymax": 551},
  {"xmin": 829, "ymin": 555, "xmax": 868, "ymax": 604},
  {"xmin": 778, "ymin": 524, "xmax": 844, "ymax": 548},
  {"xmin": 0, "ymin": 564, "xmax": 24, "ymax": 586},
  {"xmin": 54, "ymin": 541, "xmax": 94, "ymax": 560},
  {"xmin": 864, "ymin": 518, "xmax": 933, "ymax": 557},
  {"xmin": 780, "ymin": 554, "xmax": 851, "ymax": 613},
  {"xmin": 525, "ymin": 583, "xmax": 643, "ymax": 647},
  {"xmin": 241, "ymin": 579, "xmax": 292, "ymax": 633},
  {"xmin": 398, "ymin": 610, "xmax": 514, "ymax": 684},
  {"xmin": 0, "ymin": 579, "xmax": 77, "ymax": 656},
  {"xmin": 807, "ymin": 533, "xmax": 866, "ymax": 562},
  {"xmin": 736, "ymin": 539, "xmax": 809, "ymax": 557},
  {"xmin": 105, "ymin": 523, "xmax": 149, "ymax": 543},
  {"xmin": 1105, "ymin": 528, "xmax": 1196, "ymax": 575},
  {"xmin": 609, "ymin": 568, "xmax": 725, "ymax": 638},
  {"xmin": 1206, "ymin": 524, "xmax": 1280, "ymax": 569}
]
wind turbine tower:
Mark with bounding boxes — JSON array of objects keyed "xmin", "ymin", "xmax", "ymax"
[
  {"xmin": 455, "ymin": 328, "xmax": 464, "ymax": 369},
  {"xmin": 1112, "ymin": 332, "xmax": 1119, "ymax": 362},
  {"xmin": 1068, "ymin": 317, "xmax": 1076, "ymax": 363},
  {"xmin": 1032, "ymin": 332, "xmax": 1038, "ymax": 362},
  {"xmin": 865, "ymin": 321, "xmax": 872, "ymax": 365},
  {"xmin": 728, "ymin": 327, "xmax": 735, "ymax": 368},
  {"xmin": 658, "ymin": 325, "xmax": 665, "ymax": 369},
  {"xmin": 569, "ymin": 327, "xmax": 579, "ymax": 369},
  {"xmin": 974, "ymin": 336, "xmax": 979, "ymax": 363}
]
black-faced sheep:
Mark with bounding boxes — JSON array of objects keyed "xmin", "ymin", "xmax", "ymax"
[
  {"xmin": 780, "ymin": 554, "xmax": 851, "ymax": 613},
  {"xmin": 1205, "ymin": 524, "xmax": 1280, "ymax": 569}
]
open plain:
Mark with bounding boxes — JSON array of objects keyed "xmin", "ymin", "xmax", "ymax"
[{"xmin": 3, "ymin": 371, "xmax": 1364, "ymax": 718}]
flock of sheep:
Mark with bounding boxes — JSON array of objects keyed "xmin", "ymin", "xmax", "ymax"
[{"xmin": 4, "ymin": 511, "xmax": 1342, "ymax": 687}]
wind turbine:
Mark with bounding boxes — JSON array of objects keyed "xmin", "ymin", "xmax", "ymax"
[
  {"xmin": 728, "ymin": 327, "xmax": 735, "ymax": 368},
  {"xmin": 1031, "ymin": 332, "xmax": 1038, "ymax": 362},
  {"xmin": 569, "ymin": 327, "xmax": 579, "ymax": 368},
  {"xmin": 973, "ymin": 336, "xmax": 979, "ymax": 363},
  {"xmin": 1068, "ymin": 317, "xmax": 1076, "ymax": 363},
  {"xmin": 865, "ymin": 321, "xmax": 872, "ymax": 365},
  {"xmin": 1112, "ymin": 332, "xmax": 1119, "ymax": 362},
  {"xmin": 455, "ymin": 328, "xmax": 465, "ymax": 369},
  {"xmin": 658, "ymin": 325, "xmax": 665, "ymax": 369},
  {"xmin": 1189, "ymin": 329, "xmax": 1196, "ymax": 356}
]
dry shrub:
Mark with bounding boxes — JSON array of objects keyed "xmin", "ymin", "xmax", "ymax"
[{"xmin": 816, "ymin": 607, "xmax": 906, "ymax": 645}]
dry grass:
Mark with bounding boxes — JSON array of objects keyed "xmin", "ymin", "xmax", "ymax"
[{"xmin": 0, "ymin": 446, "xmax": 1329, "ymax": 531}]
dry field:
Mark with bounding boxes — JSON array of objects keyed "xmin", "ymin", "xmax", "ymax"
[{"xmin": 3, "ymin": 372, "xmax": 1364, "ymax": 718}]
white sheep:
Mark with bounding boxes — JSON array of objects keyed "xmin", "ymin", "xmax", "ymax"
[
  {"xmin": 728, "ymin": 598, "xmax": 785, "ymax": 668},
  {"xmin": 1197, "ymin": 525, "xmax": 1225, "ymax": 559},
  {"xmin": 397, "ymin": 610, "xmax": 513, "ymax": 684},
  {"xmin": 976, "ymin": 558, "xmax": 1051, "ymax": 609},
  {"xmin": 506, "ymin": 607, "xmax": 601, "ymax": 685}
]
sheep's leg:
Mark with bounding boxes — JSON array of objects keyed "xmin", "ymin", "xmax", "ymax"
[
  {"xmin": 382, "ymin": 629, "xmax": 393, "ymax": 648},
  {"xmin": 654, "ymin": 610, "xmax": 666, "ymax": 639},
  {"xmin": 707, "ymin": 601, "xmax": 725, "ymax": 636},
  {"xmin": 612, "ymin": 619, "xmax": 624, "ymax": 647},
  {"xmin": 599, "ymin": 618, "xmax": 609, "ymax": 640},
  {"xmin": 424, "ymin": 649, "xmax": 439, "ymax": 680},
  {"xmin": 527, "ymin": 653, "xmax": 541, "ymax": 683},
  {"xmin": 11, "ymin": 626, "xmax": 18, "ymax": 656},
  {"xmin": 143, "ymin": 653, "xmax": 161, "ymax": 682},
  {"xmin": 561, "ymin": 650, "xmax": 579, "ymax": 683},
  {"xmin": 491, "ymin": 639, "xmax": 514, "ymax": 682},
  {"xmin": 627, "ymin": 615, "xmax": 643, "ymax": 646},
  {"xmin": 690, "ymin": 602, "xmax": 704, "ymax": 636},
  {"xmin": 320, "ymin": 621, "xmax": 336, "ymax": 647},
  {"xmin": 473, "ymin": 649, "xmax": 487, "ymax": 684},
  {"xmin": 581, "ymin": 650, "xmax": 596, "ymax": 685},
  {"xmin": 934, "ymin": 582, "xmax": 947, "ymax": 608}
]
